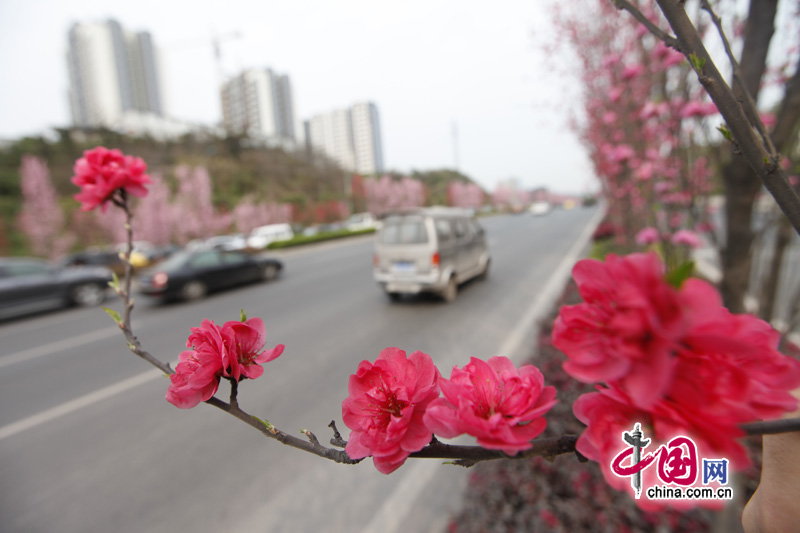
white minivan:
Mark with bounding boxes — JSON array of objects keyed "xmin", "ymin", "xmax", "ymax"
[
  {"xmin": 247, "ymin": 224, "xmax": 294, "ymax": 250},
  {"xmin": 373, "ymin": 207, "xmax": 490, "ymax": 302}
]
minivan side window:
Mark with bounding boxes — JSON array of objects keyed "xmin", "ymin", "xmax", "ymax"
[
  {"xmin": 381, "ymin": 217, "xmax": 429, "ymax": 244},
  {"xmin": 435, "ymin": 219, "xmax": 453, "ymax": 243},
  {"xmin": 453, "ymin": 219, "xmax": 473, "ymax": 242},
  {"xmin": 470, "ymin": 220, "xmax": 484, "ymax": 238}
]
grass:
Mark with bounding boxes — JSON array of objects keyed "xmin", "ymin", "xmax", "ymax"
[{"xmin": 265, "ymin": 228, "xmax": 376, "ymax": 250}]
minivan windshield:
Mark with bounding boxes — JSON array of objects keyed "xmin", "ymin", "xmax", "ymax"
[{"xmin": 380, "ymin": 217, "xmax": 429, "ymax": 245}]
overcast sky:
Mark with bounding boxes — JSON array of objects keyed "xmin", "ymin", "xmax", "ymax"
[{"xmin": 0, "ymin": 0, "xmax": 595, "ymax": 194}]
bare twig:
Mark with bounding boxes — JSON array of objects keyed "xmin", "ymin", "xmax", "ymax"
[
  {"xmin": 699, "ymin": 0, "xmax": 777, "ymax": 157},
  {"xmin": 116, "ymin": 193, "xmax": 172, "ymax": 376},
  {"xmin": 328, "ymin": 420, "xmax": 347, "ymax": 448},
  {"xmin": 611, "ymin": 0, "xmax": 680, "ymax": 49}
]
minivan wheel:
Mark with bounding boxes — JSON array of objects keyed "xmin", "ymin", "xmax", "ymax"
[
  {"xmin": 181, "ymin": 280, "xmax": 207, "ymax": 301},
  {"xmin": 386, "ymin": 291, "xmax": 402, "ymax": 302},
  {"xmin": 71, "ymin": 283, "xmax": 106, "ymax": 307},
  {"xmin": 478, "ymin": 259, "xmax": 490, "ymax": 280},
  {"xmin": 441, "ymin": 276, "xmax": 458, "ymax": 303}
]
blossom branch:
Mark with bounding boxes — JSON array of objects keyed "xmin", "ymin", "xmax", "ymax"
[
  {"xmin": 611, "ymin": 0, "xmax": 679, "ymax": 48},
  {"xmin": 699, "ymin": 0, "xmax": 777, "ymax": 157},
  {"xmin": 742, "ymin": 417, "xmax": 800, "ymax": 436},
  {"xmin": 611, "ymin": 0, "xmax": 800, "ymax": 235},
  {"xmin": 114, "ymin": 193, "xmax": 173, "ymax": 376},
  {"xmin": 105, "ymin": 204, "xmax": 800, "ymax": 470}
]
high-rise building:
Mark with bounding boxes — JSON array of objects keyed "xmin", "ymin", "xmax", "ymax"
[
  {"xmin": 350, "ymin": 102, "xmax": 384, "ymax": 175},
  {"xmin": 67, "ymin": 19, "xmax": 164, "ymax": 129},
  {"xmin": 307, "ymin": 101, "xmax": 383, "ymax": 175},
  {"xmin": 220, "ymin": 68, "xmax": 296, "ymax": 147}
]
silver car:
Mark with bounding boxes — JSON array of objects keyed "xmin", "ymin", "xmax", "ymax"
[{"xmin": 373, "ymin": 207, "xmax": 490, "ymax": 302}]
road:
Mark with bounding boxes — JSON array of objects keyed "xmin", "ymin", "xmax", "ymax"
[{"xmin": 0, "ymin": 206, "xmax": 601, "ymax": 533}]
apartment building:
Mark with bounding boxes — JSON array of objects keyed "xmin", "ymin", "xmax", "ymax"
[
  {"xmin": 220, "ymin": 68, "xmax": 296, "ymax": 147},
  {"xmin": 67, "ymin": 19, "xmax": 164, "ymax": 130},
  {"xmin": 307, "ymin": 101, "xmax": 383, "ymax": 175}
]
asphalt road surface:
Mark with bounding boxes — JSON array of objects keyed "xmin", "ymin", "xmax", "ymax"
[{"xmin": 0, "ymin": 207, "xmax": 601, "ymax": 533}]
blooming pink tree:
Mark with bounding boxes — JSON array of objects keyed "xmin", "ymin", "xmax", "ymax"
[
  {"xmin": 364, "ymin": 175, "xmax": 426, "ymax": 216},
  {"xmin": 233, "ymin": 196, "xmax": 292, "ymax": 235},
  {"xmin": 172, "ymin": 165, "xmax": 231, "ymax": 244},
  {"xmin": 448, "ymin": 182, "xmax": 484, "ymax": 209},
  {"xmin": 17, "ymin": 156, "xmax": 74, "ymax": 259},
  {"xmin": 133, "ymin": 172, "xmax": 175, "ymax": 246},
  {"xmin": 553, "ymin": 2, "xmax": 717, "ymax": 263}
]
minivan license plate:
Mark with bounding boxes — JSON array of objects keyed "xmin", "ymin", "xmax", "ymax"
[{"xmin": 392, "ymin": 261, "xmax": 415, "ymax": 273}]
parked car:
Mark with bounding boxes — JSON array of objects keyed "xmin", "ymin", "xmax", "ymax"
[
  {"xmin": 373, "ymin": 207, "xmax": 490, "ymax": 303},
  {"xmin": 135, "ymin": 249, "xmax": 283, "ymax": 301},
  {"xmin": 204, "ymin": 234, "xmax": 248, "ymax": 252},
  {"xmin": 529, "ymin": 202, "xmax": 551, "ymax": 216},
  {"xmin": 0, "ymin": 257, "xmax": 112, "ymax": 320},
  {"xmin": 247, "ymin": 224, "xmax": 294, "ymax": 250},
  {"xmin": 346, "ymin": 212, "xmax": 379, "ymax": 231},
  {"xmin": 63, "ymin": 249, "xmax": 126, "ymax": 276}
]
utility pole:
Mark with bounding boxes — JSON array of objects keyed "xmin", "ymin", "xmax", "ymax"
[{"xmin": 452, "ymin": 120, "xmax": 459, "ymax": 172}]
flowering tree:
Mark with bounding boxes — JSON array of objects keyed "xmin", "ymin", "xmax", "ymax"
[
  {"xmin": 172, "ymin": 165, "xmax": 231, "ymax": 244},
  {"xmin": 363, "ymin": 175, "xmax": 426, "ymax": 216},
  {"xmin": 17, "ymin": 156, "xmax": 73, "ymax": 259},
  {"xmin": 553, "ymin": 1, "xmax": 717, "ymax": 270},
  {"xmin": 133, "ymin": 172, "xmax": 174, "ymax": 246},
  {"xmin": 448, "ymin": 182, "xmax": 484, "ymax": 209},
  {"xmin": 232, "ymin": 196, "xmax": 292, "ymax": 235},
  {"xmin": 60, "ymin": 1, "xmax": 800, "ymax": 525}
]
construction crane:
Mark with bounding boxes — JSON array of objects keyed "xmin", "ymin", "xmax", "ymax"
[{"xmin": 164, "ymin": 30, "xmax": 243, "ymax": 85}]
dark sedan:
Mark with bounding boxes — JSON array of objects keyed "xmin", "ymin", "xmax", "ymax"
[
  {"xmin": 135, "ymin": 249, "xmax": 283, "ymax": 301},
  {"xmin": 0, "ymin": 257, "xmax": 112, "ymax": 320}
]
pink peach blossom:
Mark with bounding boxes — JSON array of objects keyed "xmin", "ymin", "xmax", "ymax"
[
  {"xmin": 654, "ymin": 42, "xmax": 685, "ymax": 68},
  {"xmin": 670, "ymin": 229, "xmax": 702, "ymax": 248},
  {"xmin": 760, "ymin": 112, "xmax": 777, "ymax": 129},
  {"xmin": 622, "ymin": 64, "xmax": 644, "ymax": 80},
  {"xmin": 607, "ymin": 144, "xmax": 636, "ymax": 163},
  {"xmin": 221, "ymin": 318, "xmax": 284, "ymax": 381},
  {"xmin": 166, "ymin": 349, "xmax": 224, "ymax": 409},
  {"xmin": 553, "ymin": 253, "xmax": 686, "ymax": 409},
  {"xmin": 423, "ymin": 357, "xmax": 556, "ymax": 454},
  {"xmin": 71, "ymin": 146, "xmax": 151, "ymax": 212},
  {"xmin": 166, "ymin": 317, "xmax": 284, "ymax": 409},
  {"xmin": 342, "ymin": 348, "xmax": 440, "ymax": 474},
  {"xmin": 680, "ymin": 101, "xmax": 718, "ymax": 119},
  {"xmin": 634, "ymin": 227, "xmax": 660, "ymax": 246}
]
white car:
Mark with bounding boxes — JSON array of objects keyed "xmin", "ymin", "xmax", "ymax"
[
  {"xmin": 529, "ymin": 202, "xmax": 551, "ymax": 216},
  {"xmin": 247, "ymin": 224, "xmax": 294, "ymax": 249},
  {"xmin": 346, "ymin": 212, "xmax": 379, "ymax": 231}
]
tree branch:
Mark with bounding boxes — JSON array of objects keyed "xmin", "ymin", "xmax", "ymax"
[
  {"xmin": 700, "ymin": 0, "xmax": 777, "ymax": 157},
  {"xmin": 613, "ymin": 0, "xmax": 800, "ymax": 236},
  {"xmin": 611, "ymin": 0, "xmax": 680, "ymax": 49}
]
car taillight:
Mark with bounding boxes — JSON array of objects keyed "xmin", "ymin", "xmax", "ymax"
[
  {"xmin": 373, "ymin": 254, "xmax": 380, "ymax": 267},
  {"xmin": 431, "ymin": 252, "xmax": 440, "ymax": 267},
  {"xmin": 153, "ymin": 272, "xmax": 168, "ymax": 288}
]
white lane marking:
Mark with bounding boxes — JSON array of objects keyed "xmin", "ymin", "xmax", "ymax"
[
  {"xmin": 0, "ymin": 321, "xmax": 141, "ymax": 371},
  {"xmin": 360, "ymin": 207, "xmax": 605, "ymax": 533},
  {"xmin": 0, "ymin": 368, "xmax": 164, "ymax": 442}
]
